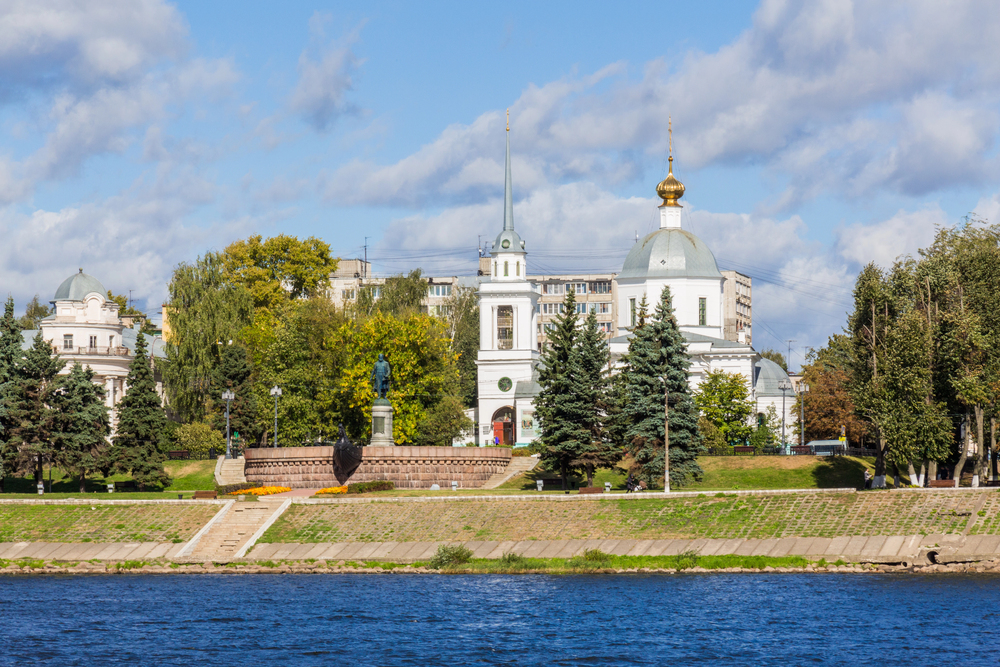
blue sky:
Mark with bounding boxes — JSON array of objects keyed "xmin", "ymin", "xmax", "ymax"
[{"xmin": 3, "ymin": 0, "xmax": 1000, "ymax": 368}]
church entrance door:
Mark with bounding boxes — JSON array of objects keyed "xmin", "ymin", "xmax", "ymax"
[{"xmin": 491, "ymin": 406, "xmax": 515, "ymax": 446}]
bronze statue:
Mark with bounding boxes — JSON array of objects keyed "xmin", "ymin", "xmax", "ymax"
[{"xmin": 370, "ymin": 353, "xmax": 391, "ymax": 399}]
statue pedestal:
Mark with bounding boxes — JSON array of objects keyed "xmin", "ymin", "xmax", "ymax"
[{"xmin": 370, "ymin": 399, "xmax": 394, "ymax": 447}]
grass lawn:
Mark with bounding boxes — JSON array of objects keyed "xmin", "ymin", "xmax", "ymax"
[
  {"xmin": 685, "ymin": 455, "xmax": 876, "ymax": 491},
  {"xmin": 0, "ymin": 459, "xmax": 217, "ymax": 498}
]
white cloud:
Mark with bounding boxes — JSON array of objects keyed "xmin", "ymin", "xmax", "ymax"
[
  {"xmin": 835, "ymin": 206, "xmax": 948, "ymax": 268},
  {"xmin": 325, "ymin": 0, "xmax": 1000, "ymax": 212},
  {"xmin": 288, "ymin": 14, "xmax": 362, "ymax": 132}
]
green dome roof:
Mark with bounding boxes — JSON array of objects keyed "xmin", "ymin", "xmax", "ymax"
[
  {"xmin": 754, "ymin": 358, "xmax": 792, "ymax": 398},
  {"xmin": 53, "ymin": 270, "xmax": 106, "ymax": 302},
  {"xmin": 618, "ymin": 228, "xmax": 721, "ymax": 280}
]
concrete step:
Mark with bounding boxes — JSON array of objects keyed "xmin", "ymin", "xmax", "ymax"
[
  {"xmin": 184, "ymin": 500, "xmax": 289, "ymax": 563},
  {"xmin": 481, "ymin": 456, "xmax": 540, "ymax": 489},
  {"xmin": 215, "ymin": 455, "xmax": 247, "ymax": 486}
]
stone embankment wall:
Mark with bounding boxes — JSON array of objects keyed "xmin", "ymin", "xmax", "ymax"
[{"xmin": 244, "ymin": 446, "xmax": 512, "ymax": 489}]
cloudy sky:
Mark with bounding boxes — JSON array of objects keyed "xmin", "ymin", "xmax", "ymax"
[{"xmin": 2, "ymin": 0, "xmax": 1000, "ymax": 368}]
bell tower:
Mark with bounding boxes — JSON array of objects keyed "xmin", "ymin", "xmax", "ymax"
[{"xmin": 475, "ymin": 112, "xmax": 539, "ymax": 446}]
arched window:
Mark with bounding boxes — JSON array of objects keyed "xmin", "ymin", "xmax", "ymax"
[
  {"xmin": 516, "ymin": 261, "xmax": 520, "ymax": 276},
  {"xmin": 504, "ymin": 261, "xmax": 509, "ymax": 277},
  {"xmin": 494, "ymin": 261, "xmax": 497, "ymax": 276}
]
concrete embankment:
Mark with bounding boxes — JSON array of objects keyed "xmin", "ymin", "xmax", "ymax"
[{"xmin": 3, "ymin": 489, "xmax": 1000, "ymax": 569}]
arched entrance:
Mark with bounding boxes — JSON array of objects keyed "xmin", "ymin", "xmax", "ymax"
[{"xmin": 491, "ymin": 406, "xmax": 515, "ymax": 446}]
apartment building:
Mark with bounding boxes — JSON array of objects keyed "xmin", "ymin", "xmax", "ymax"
[
  {"xmin": 720, "ymin": 270, "xmax": 752, "ymax": 345},
  {"xmin": 531, "ymin": 273, "xmax": 617, "ymax": 349}
]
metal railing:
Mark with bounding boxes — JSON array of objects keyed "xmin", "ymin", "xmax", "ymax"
[{"xmin": 57, "ymin": 346, "xmax": 131, "ymax": 357}]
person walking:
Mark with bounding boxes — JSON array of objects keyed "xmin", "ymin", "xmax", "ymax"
[{"xmin": 863, "ymin": 469, "xmax": 872, "ymax": 490}]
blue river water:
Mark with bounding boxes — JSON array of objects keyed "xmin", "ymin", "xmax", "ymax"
[{"xmin": 1, "ymin": 573, "xmax": 997, "ymax": 665}]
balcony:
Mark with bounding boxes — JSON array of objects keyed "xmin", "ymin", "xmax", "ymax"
[{"xmin": 56, "ymin": 346, "xmax": 131, "ymax": 357}]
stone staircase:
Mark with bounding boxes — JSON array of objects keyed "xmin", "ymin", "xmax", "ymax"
[
  {"xmin": 481, "ymin": 456, "xmax": 540, "ymax": 489},
  {"xmin": 182, "ymin": 500, "xmax": 288, "ymax": 563},
  {"xmin": 215, "ymin": 455, "xmax": 247, "ymax": 486}
]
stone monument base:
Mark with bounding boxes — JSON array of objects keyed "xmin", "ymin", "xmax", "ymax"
[
  {"xmin": 370, "ymin": 399, "xmax": 394, "ymax": 447},
  {"xmin": 244, "ymin": 445, "xmax": 512, "ymax": 489}
]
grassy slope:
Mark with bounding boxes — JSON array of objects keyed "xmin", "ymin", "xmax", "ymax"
[
  {"xmin": 0, "ymin": 459, "xmax": 217, "ymax": 497},
  {"xmin": 0, "ymin": 503, "xmax": 220, "ymax": 542}
]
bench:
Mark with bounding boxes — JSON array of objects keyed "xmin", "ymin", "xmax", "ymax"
[
  {"xmin": 113, "ymin": 480, "xmax": 137, "ymax": 492},
  {"xmin": 578, "ymin": 486, "xmax": 604, "ymax": 494},
  {"xmin": 927, "ymin": 479, "xmax": 957, "ymax": 488},
  {"xmin": 193, "ymin": 490, "xmax": 218, "ymax": 499},
  {"xmin": 733, "ymin": 446, "xmax": 755, "ymax": 455},
  {"xmin": 791, "ymin": 446, "xmax": 812, "ymax": 455},
  {"xmin": 167, "ymin": 450, "xmax": 190, "ymax": 460}
]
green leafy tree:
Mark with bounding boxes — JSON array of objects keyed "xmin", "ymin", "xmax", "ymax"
[
  {"xmin": 694, "ymin": 369, "xmax": 754, "ymax": 447},
  {"xmin": 163, "ymin": 253, "xmax": 253, "ymax": 422},
  {"xmin": 619, "ymin": 288, "xmax": 703, "ymax": 487},
  {"xmin": 444, "ymin": 286, "xmax": 480, "ymax": 408},
  {"xmin": 174, "ymin": 422, "xmax": 226, "ymax": 458},
  {"xmin": 354, "ymin": 270, "xmax": 427, "ymax": 318},
  {"xmin": 0, "ymin": 297, "xmax": 25, "ymax": 491},
  {"xmin": 571, "ymin": 311, "xmax": 620, "ymax": 486},
  {"xmin": 535, "ymin": 290, "xmax": 589, "ymax": 488},
  {"xmin": 8, "ymin": 332, "xmax": 65, "ymax": 483},
  {"xmin": 222, "ymin": 234, "xmax": 336, "ymax": 312},
  {"xmin": 110, "ymin": 334, "xmax": 171, "ymax": 489},
  {"xmin": 16, "ymin": 295, "xmax": 53, "ymax": 330},
  {"xmin": 209, "ymin": 343, "xmax": 261, "ymax": 448},
  {"xmin": 412, "ymin": 395, "xmax": 473, "ymax": 446},
  {"xmin": 107, "ymin": 291, "xmax": 156, "ymax": 334},
  {"xmin": 53, "ymin": 362, "xmax": 111, "ymax": 492}
]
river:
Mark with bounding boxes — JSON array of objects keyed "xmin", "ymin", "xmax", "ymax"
[{"xmin": 0, "ymin": 573, "xmax": 992, "ymax": 665}]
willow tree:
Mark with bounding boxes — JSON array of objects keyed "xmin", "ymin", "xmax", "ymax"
[{"xmin": 163, "ymin": 253, "xmax": 253, "ymax": 422}]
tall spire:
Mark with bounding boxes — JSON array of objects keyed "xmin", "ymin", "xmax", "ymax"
[
  {"xmin": 656, "ymin": 115, "xmax": 685, "ymax": 208},
  {"xmin": 503, "ymin": 108, "xmax": 514, "ymax": 231}
]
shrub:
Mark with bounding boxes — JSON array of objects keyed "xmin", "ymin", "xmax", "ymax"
[
  {"xmin": 174, "ymin": 422, "xmax": 225, "ymax": 458},
  {"xmin": 582, "ymin": 549, "xmax": 612, "ymax": 563},
  {"xmin": 216, "ymin": 482, "xmax": 259, "ymax": 495},
  {"xmin": 429, "ymin": 544, "xmax": 473, "ymax": 569},
  {"xmin": 347, "ymin": 480, "xmax": 394, "ymax": 494},
  {"xmin": 499, "ymin": 551, "xmax": 526, "ymax": 566},
  {"xmin": 673, "ymin": 549, "xmax": 700, "ymax": 570}
]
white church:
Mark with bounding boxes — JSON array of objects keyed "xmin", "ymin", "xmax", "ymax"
[{"xmin": 475, "ymin": 128, "xmax": 794, "ymax": 447}]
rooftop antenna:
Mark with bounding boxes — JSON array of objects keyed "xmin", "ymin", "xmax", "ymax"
[
  {"xmin": 785, "ymin": 339, "xmax": 796, "ymax": 371},
  {"xmin": 128, "ymin": 289, "xmax": 133, "ymax": 311},
  {"xmin": 635, "ymin": 230, "xmax": 639, "ymax": 243},
  {"xmin": 363, "ymin": 237, "xmax": 369, "ymax": 279}
]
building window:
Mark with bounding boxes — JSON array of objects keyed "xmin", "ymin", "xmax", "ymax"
[
  {"xmin": 89, "ymin": 335, "xmax": 97, "ymax": 349},
  {"xmin": 569, "ymin": 282, "xmax": 587, "ymax": 294},
  {"xmin": 494, "ymin": 261, "xmax": 498, "ymax": 276},
  {"xmin": 341, "ymin": 289, "xmax": 355, "ymax": 300},
  {"xmin": 428, "ymin": 285, "xmax": 452, "ymax": 297},
  {"xmin": 63, "ymin": 334, "xmax": 73, "ymax": 350},
  {"xmin": 504, "ymin": 261, "xmax": 509, "ymax": 277},
  {"xmin": 575, "ymin": 303, "xmax": 588, "ymax": 314},
  {"xmin": 109, "ymin": 335, "xmax": 114, "ymax": 347},
  {"xmin": 599, "ymin": 322, "xmax": 612, "ymax": 333},
  {"xmin": 591, "ymin": 281, "xmax": 611, "ymax": 294},
  {"xmin": 588, "ymin": 302, "xmax": 611, "ymax": 314},
  {"xmin": 629, "ymin": 298, "xmax": 636, "ymax": 327},
  {"xmin": 516, "ymin": 262, "xmax": 520, "ymax": 276},
  {"xmin": 497, "ymin": 306, "xmax": 513, "ymax": 350},
  {"xmin": 699, "ymin": 297, "xmax": 707, "ymax": 326},
  {"xmin": 543, "ymin": 283, "xmax": 564, "ymax": 295}
]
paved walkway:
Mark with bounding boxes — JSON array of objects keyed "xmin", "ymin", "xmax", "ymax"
[
  {"xmin": 269, "ymin": 489, "xmax": 320, "ymax": 497},
  {"xmin": 247, "ymin": 534, "xmax": 1000, "ymax": 565}
]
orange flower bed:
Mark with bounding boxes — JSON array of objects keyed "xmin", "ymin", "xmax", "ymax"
[
  {"xmin": 315, "ymin": 485, "xmax": 348, "ymax": 495},
  {"xmin": 227, "ymin": 486, "xmax": 290, "ymax": 496}
]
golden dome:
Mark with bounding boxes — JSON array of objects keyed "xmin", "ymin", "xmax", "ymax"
[{"xmin": 656, "ymin": 156, "xmax": 684, "ymax": 207}]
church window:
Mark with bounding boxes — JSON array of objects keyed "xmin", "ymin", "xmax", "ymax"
[
  {"xmin": 109, "ymin": 335, "xmax": 115, "ymax": 348},
  {"xmin": 494, "ymin": 261, "xmax": 498, "ymax": 276},
  {"xmin": 497, "ymin": 306, "xmax": 513, "ymax": 349},
  {"xmin": 63, "ymin": 334, "xmax": 73, "ymax": 350},
  {"xmin": 699, "ymin": 297, "xmax": 707, "ymax": 326},
  {"xmin": 89, "ymin": 335, "xmax": 97, "ymax": 349},
  {"xmin": 504, "ymin": 261, "xmax": 509, "ymax": 277},
  {"xmin": 629, "ymin": 298, "xmax": 636, "ymax": 327},
  {"xmin": 516, "ymin": 262, "xmax": 520, "ymax": 276}
]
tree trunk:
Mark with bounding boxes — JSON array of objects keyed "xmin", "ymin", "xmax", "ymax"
[
  {"xmin": 560, "ymin": 461, "xmax": 567, "ymax": 491},
  {"xmin": 927, "ymin": 460, "xmax": 938, "ymax": 483},
  {"xmin": 79, "ymin": 470, "xmax": 86, "ymax": 494},
  {"xmin": 892, "ymin": 462, "xmax": 901, "ymax": 489},
  {"xmin": 991, "ymin": 417, "xmax": 997, "ymax": 482},
  {"xmin": 586, "ymin": 463, "xmax": 594, "ymax": 488},
  {"xmin": 875, "ymin": 435, "xmax": 887, "ymax": 476},
  {"xmin": 907, "ymin": 461, "xmax": 917, "ymax": 487},
  {"xmin": 953, "ymin": 412, "xmax": 970, "ymax": 488},
  {"xmin": 974, "ymin": 405, "xmax": 986, "ymax": 485},
  {"xmin": 35, "ymin": 455, "xmax": 42, "ymax": 484},
  {"xmin": 918, "ymin": 460, "xmax": 927, "ymax": 487}
]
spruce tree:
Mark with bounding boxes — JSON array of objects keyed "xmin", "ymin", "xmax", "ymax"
[
  {"xmin": 54, "ymin": 362, "xmax": 111, "ymax": 492},
  {"xmin": 620, "ymin": 287, "xmax": 703, "ymax": 487},
  {"xmin": 571, "ymin": 310, "xmax": 620, "ymax": 486},
  {"xmin": 534, "ymin": 289, "xmax": 589, "ymax": 488},
  {"xmin": 0, "ymin": 297, "xmax": 25, "ymax": 492},
  {"xmin": 111, "ymin": 333, "xmax": 171, "ymax": 489},
  {"xmin": 9, "ymin": 332, "xmax": 64, "ymax": 483}
]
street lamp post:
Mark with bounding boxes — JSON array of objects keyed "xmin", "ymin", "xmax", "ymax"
[
  {"xmin": 661, "ymin": 376, "xmax": 678, "ymax": 493},
  {"xmin": 799, "ymin": 383, "xmax": 810, "ymax": 447},
  {"xmin": 270, "ymin": 385, "xmax": 282, "ymax": 448},
  {"xmin": 778, "ymin": 379, "xmax": 792, "ymax": 454},
  {"xmin": 222, "ymin": 390, "xmax": 235, "ymax": 459}
]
